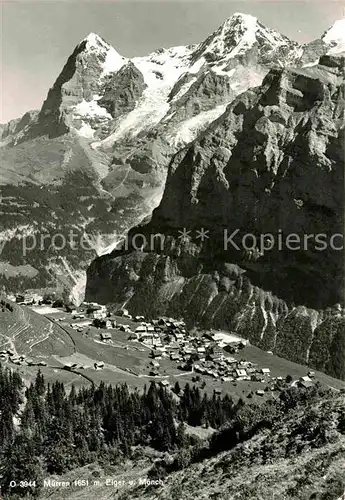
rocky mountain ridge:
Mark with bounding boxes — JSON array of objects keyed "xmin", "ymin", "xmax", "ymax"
[{"xmin": 1, "ymin": 14, "xmax": 344, "ymax": 300}]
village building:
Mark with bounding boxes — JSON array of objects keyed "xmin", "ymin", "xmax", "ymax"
[
  {"xmin": 151, "ymin": 350, "xmax": 162, "ymax": 359},
  {"xmin": 128, "ymin": 333, "xmax": 138, "ymax": 341},
  {"xmin": 299, "ymin": 380, "xmax": 314, "ymax": 389},
  {"xmin": 235, "ymin": 368, "xmax": 247, "ymax": 378},
  {"xmin": 100, "ymin": 332, "xmax": 112, "ymax": 342}
]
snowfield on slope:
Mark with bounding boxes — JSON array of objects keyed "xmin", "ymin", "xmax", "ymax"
[{"xmin": 93, "ymin": 46, "xmax": 195, "ymax": 147}]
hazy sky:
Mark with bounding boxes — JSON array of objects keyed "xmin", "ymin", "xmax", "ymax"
[{"xmin": 1, "ymin": 0, "xmax": 344, "ymax": 122}]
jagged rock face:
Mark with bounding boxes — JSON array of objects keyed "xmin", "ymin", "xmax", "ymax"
[
  {"xmin": 148, "ymin": 57, "xmax": 345, "ymax": 308},
  {"xmin": 26, "ymin": 34, "xmax": 126, "ymax": 140},
  {"xmin": 98, "ymin": 62, "xmax": 146, "ymax": 120},
  {"xmin": 86, "ymin": 55, "xmax": 345, "ymax": 379}
]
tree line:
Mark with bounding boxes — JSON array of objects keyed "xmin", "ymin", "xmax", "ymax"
[{"xmin": 0, "ymin": 365, "xmax": 242, "ymax": 498}]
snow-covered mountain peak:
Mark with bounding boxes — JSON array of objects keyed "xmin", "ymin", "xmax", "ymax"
[
  {"xmin": 322, "ymin": 19, "xmax": 345, "ymax": 54},
  {"xmin": 223, "ymin": 12, "xmax": 258, "ymax": 30},
  {"xmin": 193, "ymin": 12, "xmax": 298, "ymax": 65},
  {"xmin": 83, "ymin": 32, "xmax": 106, "ymax": 48},
  {"xmin": 78, "ymin": 32, "xmax": 127, "ymax": 75}
]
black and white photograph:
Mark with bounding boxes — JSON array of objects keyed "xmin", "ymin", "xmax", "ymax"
[{"xmin": 0, "ymin": 0, "xmax": 344, "ymax": 498}]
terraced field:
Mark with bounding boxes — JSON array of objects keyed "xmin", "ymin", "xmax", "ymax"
[{"xmin": 0, "ymin": 298, "xmax": 75, "ymax": 358}]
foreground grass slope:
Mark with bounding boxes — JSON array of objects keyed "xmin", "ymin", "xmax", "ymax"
[{"xmin": 37, "ymin": 389, "xmax": 345, "ymax": 500}]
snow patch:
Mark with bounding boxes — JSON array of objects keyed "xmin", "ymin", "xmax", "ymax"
[
  {"xmin": 189, "ymin": 57, "xmax": 206, "ymax": 74},
  {"xmin": 171, "ymin": 76, "xmax": 198, "ymax": 102},
  {"xmin": 94, "ymin": 45, "xmax": 193, "ymax": 146},
  {"xmin": 323, "ymin": 19, "xmax": 345, "ymax": 54},
  {"xmin": 101, "ymin": 47, "xmax": 127, "ymax": 76},
  {"xmin": 212, "ymin": 65, "xmax": 235, "ymax": 77},
  {"xmin": 74, "ymin": 99, "xmax": 111, "ymax": 118},
  {"xmin": 170, "ymin": 102, "xmax": 228, "ymax": 147},
  {"xmin": 78, "ymin": 121, "xmax": 96, "ymax": 139}
]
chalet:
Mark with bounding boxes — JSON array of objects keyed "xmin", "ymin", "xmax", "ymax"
[
  {"xmin": 119, "ymin": 324, "xmax": 131, "ymax": 332},
  {"xmin": 94, "ymin": 362, "xmax": 105, "ymax": 370},
  {"xmin": 135, "ymin": 325, "xmax": 147, "ymax": 333},
  {"xmin": 105, "ymin": 319, "xmax": 115, "ymax": 329},
  {"xmin": 73, "ymin": 313, "xmax": 85, "ymax": 319},
  {"xmin": 235, "ymin": 368, "xmax": 247, "ymax": 378},
  {"xmin": 72, "ymin": 320, "xmax": 92, "ymax": 329},
  {"xmin": 261, "ymin": 368, "xmax": 271, "ymax": 375},
  {"xmin": 214, "ymin": 388, "xmax": 222, "ymax": 395},
  {"xmin": 149, "ymin": 369, "xmax": 159, "ymax": 377},
  {"xmin": 151, "ymin": 350, "xmax": 162, "ymax": 359},
  {"xmin": 142, "ymin": 336, "xmax": 154, "ymax": 346},
  {"xmin": 150, "ymin": 360, "xmax": 160, "ymax": 368},
  {"xmin": 147, "ymin": 325, "xmax": 155, "ymax": 333},
  {"xmin": 178, "ymin": 362, "xmax": 192, "ymax": 371},
  {"xmin": 93, "ymin": 310, "xmax": 107, "ymax": 320},
  {"xmin": 299, "ymin": 380, "xmax": 314, "ymax": 389},
  {"xmin": 170, "ymin": 353, "xmax": 180, "ymax": 361},
  {"xmin": 100, "ymin": 332, "xmax": 112, "ymax": 342},
  {"xmin": 174, "ymin": 332, "xmax": 185, "ymax": 341},
  {"xmin": 299, "ymin": 375, "xmax": 312, "ymax": 383},
  {"xmin": 168, "ymin": 342, "xmax": 180, "ymax": 350},
  {"xmin": 128, "ymin": 333, "xmax": 138, "ymax": 341},
  {"xmin": 160, "ymin": 380, "xmax": 170, "ymax": 388},
  {"xmin": 308, "ymin": 371, "xmax": 315, "ymax": 378},
  {"xmin": 256, "ymin": 390, "xmax": 265, "ymax": 396},
  {"xmin": 134, "ymin": 315, "xmax": 145, "ymax": 322},
  {"xmin": 184, "ymin": 347, "xmax": 195, "ymax": 356},
  {"xmin": 116, "ymin": 308, "xmax": 129, "ymax": 317}
]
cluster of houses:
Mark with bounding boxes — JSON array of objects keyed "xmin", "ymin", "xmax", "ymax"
[
  {"xmin": 11, "ymin": 292, "xmax": 44, "ymax": 305},
  {"xmin": 126, "ymin": 318, "xmax": 255, "ymax": 379},
  {"xmin": 0, "ymin": 349, "xmax": 47, "ymax": 367},
  {"xmin": 68, "ymin": 302, "xmax": 115, "ymax": 331}
]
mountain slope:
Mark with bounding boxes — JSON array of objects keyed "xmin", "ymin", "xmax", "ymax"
[
  {"xmin": 86, "ymin": 54, "xmax": 345, "ymax": 380},
  {"xmin": 37, "ymin": 389, "xmax": 345, "ymax": 500},
  {"xmin": 1, "ymin": 15, "xmax": 344, "ymax": 299}
]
